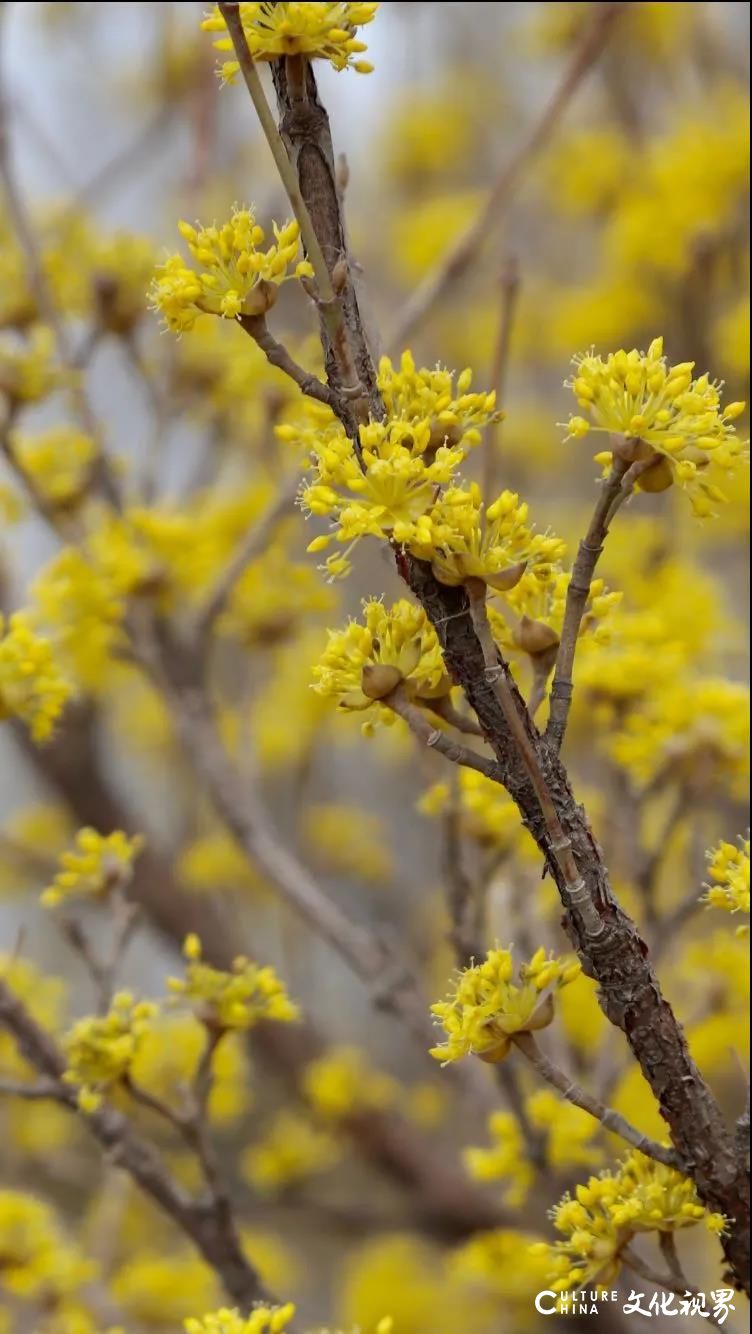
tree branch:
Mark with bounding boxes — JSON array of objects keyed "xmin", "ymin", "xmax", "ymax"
[
  {"xmin": 512, "ymin": 1032, "xmax": 680, "ymax": 1168},
  {"xmin": 0, "ymin": 977, "xmax": 269, "ymax": 1313},
  {"xmin": 384, "ymin": 684, "xmax": 500, "ymax": 781},
  {"xmin": 238, "ymin": 314, "xmax": 338, "ymax": 409}
]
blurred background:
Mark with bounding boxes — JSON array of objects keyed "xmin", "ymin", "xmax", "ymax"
[{"xmin": 0, "ymin": 3, "xmax": 749, "ymax": 1331}]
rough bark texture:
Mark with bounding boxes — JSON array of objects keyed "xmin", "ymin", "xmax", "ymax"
[{"xmin": 271, "ymin": 58, "xmax": 750, "ymax": 1291}]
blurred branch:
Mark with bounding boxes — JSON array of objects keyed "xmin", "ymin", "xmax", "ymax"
[
  {"xmin": 193, "ymin": 471, "xmax": 300, "ymax": 644},
  {"xmin": 0, "ymin": 977, "xmax": 271, "ymax": 1313},
  {"xmin": 0, "ymin": 24, "xmax": 120, "ymax": 509},
  {"xmin": 388, "ymin": 2, "xmax": 625, "ymax": 348},
  {"xmin": 483, "ymin": 256, "xmax": 520, "ymax": 500}
]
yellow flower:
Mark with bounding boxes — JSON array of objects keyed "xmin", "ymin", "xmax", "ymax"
[
  {"xmin": 241, "ymin": 1111, "xmax": 341, "ymax": 1193},
  {"xmin": 302, "ymin": 1046, "xmax": 397, "ymax": 1120},
  {"xmin": 8, "ymin": 427, "xmax": 97, "ymax": 509},
  {"xmin": 41, "ymin": 828, "xmax": 143, "ymax": 908},
  {"xmin": 202, "ymin": 3, "xmax": 378, "ymax": 78},
  {"xmin": 413, "ymin": 484, "xmax": 565, "ymax": 592},
  {"xmin": 704, "ymin": 838, "xmax": 750, "ymax": 929},
  {"xmin": 168, "ymin": 935, "xmax": 299, "ymax": 1031},
  {"xmin": 0, "ymin": 612, "xmax": 70, "ymax": 742},
  {"xmin": 312, "ymin": 598, "xmax": 449, "ymax": 720},
  {"xmin": 565, "ymin": 338, "xmax": 748, "ymax": 517},
  {"xmin": 608, "ymin": 677, "xmax": 749, "ymax": 798},
  {"xmin": 295, "ymin": 355, "xmax": 497, "ymax": 577},
  {"xmin": 185, "ymin": 1305, "xmax": 296, "ymax": 1334},
  {"xmin": 533, "ymin": 1150, "xmax": 727, "ymax": 1291},
  {"xmin": 490, "ymin": 568, "xmax": 620, "ymax": 658},
  {"xmin": 0, "ymin": 1191, "xmax": 95, "ymax": 1304},
  {"xmin": 430, "ymin": 946, "xmax": 581, "ymax": 1065},
  {"xmin": 417, "ymin": 770, "xmax": 538, "ymax": 858},
  {"xmin": 63, "ymin": 992, "xmax": 157, "ymax": 1108},
  {"xmin": 463, "ymin": 1111, "xmax": 535, "ymax": 1207},
  {"xmin": 0, "ymin": 325, "xmax": 62, "ymax": 407},
  {"xmin": 150, "ymin": 207, "xmax": 312, "ymax": 333},
  {"xmin": 130, "ymin": 1016, "xmax": 251, "ymax": 1126}
]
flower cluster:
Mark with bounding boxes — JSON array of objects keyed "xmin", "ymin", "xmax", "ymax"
[
  {"xmin": 150, "ymin": 208, "xmax": 311, "ymax": 333},
  {"xmin": 0, "ymin": 325, "xmax": 61, "ymax": 407},
  {"xmin": 0, "ymin": 1190, "xmax": 95, "ymax": 1310},
  {"xmin": 242, "ymin": 1110, "xmax": 340, "ymax": 1193},
  {"xmin": 608, "ymin": 677, "xmax": 749, "ymax": 798},
  {"xmin": 564, "ymin": 338, "xmax": 747, "ymax": 517},
  {"xmin": 185, "ymin": 1305, "xmax": 296, "ymax": 1334},
  {"xmin": 9, "ymin": 426, "xmax": 97, "ymax": 510},
  {"xmin": 430, "ymin": 946, "xmax": 581, "ymax": 1065},
  {"xmin": 311, "ymin": 598, "xmax": 449, "ymax": 723},
  {"xmin": 202, "ymin": 3, "xmax": 378, "ymax": 79},
  {"xmin": 169, "ymin": 934, "xmax": 299, "ymax": 1031},
  {"xmin": 302, "ymin": 1046, "xmax": 398, "ymax": 1120},
  {"xmin": 418, "ymin": 770, "xmax": 538, "ymax": 858},
  {"xmin": 63, "ymin": 992, "xmax": 157, "ymax": 1111},
  {"xmin": 490, "ymin": 569, "xmax": 620, "ymax": 659},
  {"xmin": 0, "ymin": 612, "xmax": 70, "ymax": 742},
  {"xmin": 296, "ymin": 355, "xmax": 499, "ymax": 578},
  {"xmin": 533, "ymin": 1150, "xmax": 727, "ymax": 1291},
  {"xmin": 704, "ymin": 838, "xmax": 749, "ymax": 930},
  {"xmin": 41, "ymin": 827, "xmax": 144, "ymax": 908},
  {"xmin": 463, "ymin": 1111, "xmax": 535, "ymax": 1207},
  {"xmin": 413, "ymin": 484, "xmax": 565, "ymax": 592}
]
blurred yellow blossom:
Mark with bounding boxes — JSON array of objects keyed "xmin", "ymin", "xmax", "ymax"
[
  {"xmin": 63, "ymin": 992, "xmax": 157, "ymax": 1110},
  {"xmin": 303, "ymin": 1046, "xmax": 397, "ymax": 1120},
  {"xmin": 169, "ymin": 935, "xmax": 299, "ymax": 1031},
  {"xmin": 532, "ymin": 1150, "xmax": 727, "ymax": 1291},
  {"xmin": 302, "ymin": 803, "xmax": 393, "ymax": 883},
  {"xmin": 241, "ymin": 1110, "xmax": 341, "ymax": 1193},
  {"xmin": 41, "ymin": 827, "xmax": 143, "ymax": 908},
  {"xmin": 0, "ymin": 611, "xmax": 71, "ymax": 742}
]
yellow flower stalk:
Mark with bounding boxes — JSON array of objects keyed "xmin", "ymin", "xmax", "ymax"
[
  {"xmin": 202, "ymin": 3, "xmax": 378, "ymax": 79},
  {"xmin": 430, "ymin": 946, "xmax": 581, "ymax": 1065}
]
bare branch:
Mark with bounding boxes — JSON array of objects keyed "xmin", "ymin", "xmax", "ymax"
[
  {"xmin": 238, "ymin": 314, "xmax": 338, "ymax": 409},
  {"xmin": 384, "ymin": 684, "xmax": 500, "ymax": 781},
  {"xmin": 512, "ymin": 1032, "xmax": 681, "ymax": 1168}
]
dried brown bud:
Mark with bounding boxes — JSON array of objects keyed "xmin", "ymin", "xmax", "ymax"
[{"xmin": 361, "ymin": 662, "xmax": 404, "ymax": 700}]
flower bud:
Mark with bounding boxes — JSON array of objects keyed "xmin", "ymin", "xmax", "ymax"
[{"xmin": 361, "ymin": 663, "xmax": 403, "ymax": 700}]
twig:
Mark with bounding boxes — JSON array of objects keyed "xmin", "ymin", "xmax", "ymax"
[
  {"xmin": 622, "ymin": 1245, "xmax": 730, "ymax": 1332},
  {"xmin": 483, "ymin": 256, "xmax": 520, "ymax": 500},
  {"xmin": 0, "ymin": 1076, "xmax": 62, "ymax": 1100},
  {"xmin": 388, "ymin": 2, "xmax": 625, "ymax": 347},
  {"xmin": 545, "ymin": 457, "xmax": 631, "ymax": 753},
  {"xmin": 442, "ymin": 773, "xmax": 481, "ymax": 970},
  {"xmin": 0, "ymin": 977, "xmax": 270, "ymax": 1313},
  {"xmin": 512, "ymin": 1032, "xmax": 680, "ymax": 1168},
  {"xmin": 466, "ymin": 579, "xmax": 605, "ymax": 940},
  {"xmin": 238, "ymin": 315, "xmax": 338, "ymax": 409},
  {"xmin": 193, "ymin": 472, "xmax": 300, "ymax": 643},
  {"xmin": 384, "ymin": 684, "xmax": 500, "ymax": 781},
  {"xmin": 424, "ymin": 694, "xmax": 484, "ymax": 736}
]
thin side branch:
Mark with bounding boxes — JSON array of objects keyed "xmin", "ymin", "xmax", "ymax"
[
  {"xmin": 512, "ymin": 1032, "xmax": 681, "ymax": 1168},
  {"xmin": 389, "ymin": 2, "xmax": 625, "ymax": 347},
  {"xmin": 385, "ymin": 684, "xmax": 500, "ymax": 781},
  {"xmin": 545, "ymin": 457, "xmax": 631, "ymax": 753},
  {"xmin": 238, "ymin": 315, "xmax": 338, "ymax": 409}
]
